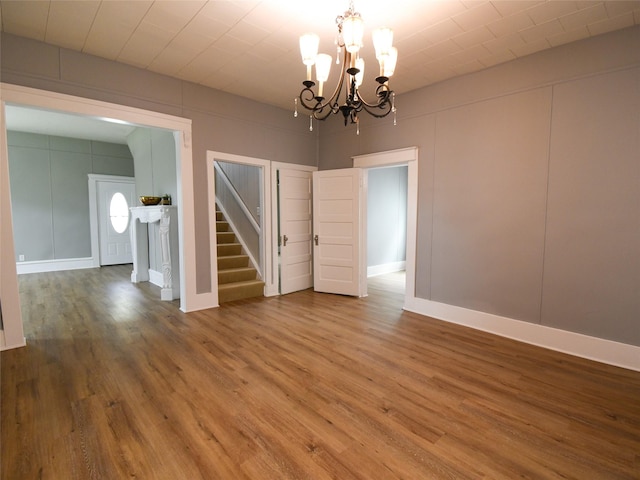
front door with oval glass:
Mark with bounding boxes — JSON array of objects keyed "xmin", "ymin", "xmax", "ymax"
[{"xmin": 97, "ymin": 180, "xmax": 136, "ymax": 265}]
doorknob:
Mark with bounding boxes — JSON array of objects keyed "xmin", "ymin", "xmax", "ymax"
[
  {"xmin": 283, "ymin": 234, "xmax": 288, "ymax": 246},
  {"xmin": 314, "ymin": 234, "xmax": 319, "ymax": 245}
]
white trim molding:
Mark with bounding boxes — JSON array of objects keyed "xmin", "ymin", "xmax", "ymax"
[
  {"xmin": 16, "ymin": 258, "xmax": 96, "ymax": 275},
  {"xmin": 367, "ymin": 261, "xmax": 406, "ymax": 278},
  {"xmin": 404, "ymin": 296, "xmax": 640, "ymax": 372},
  {"xmin": 0, "ymin": 94, "xmax": 25, "ymax": 350}
]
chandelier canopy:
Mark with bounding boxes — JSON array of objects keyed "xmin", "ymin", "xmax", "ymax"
[{"xmin": 295, "ymin": 1, "xmax": 398, "ymax": 133}]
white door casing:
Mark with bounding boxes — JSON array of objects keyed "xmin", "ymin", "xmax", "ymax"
[
  {"xmin": 312, "ymin": 168, "xmax": 366, "ymax": 297},
  {"xmin": 279, "ymin": 169, "xmax": 313, "ymax": 294},
  {"xmin": 96, "ymin": 179, "xmax": 136, "ymax": 265},
  {"xmin": 353, "ymin": 147, "xmax": 418, "ymax": 307},
  {"xmin": 207, "ymin": 151, "xmax": 273, "ymax": 297}
]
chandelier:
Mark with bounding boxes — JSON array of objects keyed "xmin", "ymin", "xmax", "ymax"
[{"xmin": 294, "ymin": 1, "xmax": 398, "ymax": 134}]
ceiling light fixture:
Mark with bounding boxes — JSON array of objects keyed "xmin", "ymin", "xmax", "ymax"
[{"xmin": 294, "ymin": 0, "xmax": 398, "ymax": 134}]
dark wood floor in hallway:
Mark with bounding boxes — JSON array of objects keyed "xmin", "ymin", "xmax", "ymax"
[{"xmin": 2, "ymin": 265, "xmax": 640, "ymax": 479}]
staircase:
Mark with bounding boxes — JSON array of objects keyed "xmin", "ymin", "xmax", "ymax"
[{"xmin": 216, "ymin": 208, "xmax": 264, "ymax": 303}]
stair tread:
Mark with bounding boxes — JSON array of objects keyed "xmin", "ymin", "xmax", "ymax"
[
  {"xmin": 218, "ymin": 279, "xmax": 264, "ymax": 290},
  {"xmin": 218, "ymin": 266, "xmax": 256, "ymax": 273}
]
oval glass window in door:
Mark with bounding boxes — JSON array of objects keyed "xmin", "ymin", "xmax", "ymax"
[{"xmin": 109, "ymin": 192, "xmax": 130, "ymax": 233}]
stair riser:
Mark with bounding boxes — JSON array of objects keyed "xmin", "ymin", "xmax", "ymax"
[
  {"xmin": 216, "ymin": 232, "xmax": 236, "ymax": 244},
  {"xmin": 218, "ymin": 282, "xmax": 264, "ymax": 303},
  {"xmin": 217, "ymin": 244, "xmax": 242, "ymax": 256},
  {"xmin": 218, "ymin": 256, "xmax": 249, "ymax": 269},
  {"xmin": 216, "ymin": 221, "xmax": 230, "ymax": 232},
  {"xmin": 218, "ymin": 269, "xmax": 257, "ymax": 284}
]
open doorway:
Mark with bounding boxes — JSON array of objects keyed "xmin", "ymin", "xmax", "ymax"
[
  {"xmin": 366, "ymin": 165, "xmax": 408, "ymax": 293},
  {"xmin": 1, "ymin": 84, "xmax": 204, "ymax": 351},
  {"xmin": 353, "ymin": 147, "xmax": 418, "ymax": 309},
  {"xmin": 206, "ymin": 151, "xmax": 274, "ymax": 298}
]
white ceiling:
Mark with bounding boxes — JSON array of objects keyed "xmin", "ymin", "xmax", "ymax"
[
  {"xmin": 4, "ymin": 105, "xmax": 140, "ymax": 143},
  {"xmin": 2, "ymin": 0, "xmax": 640, "ymax": 140}
]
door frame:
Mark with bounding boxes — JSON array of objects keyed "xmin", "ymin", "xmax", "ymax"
[
  {"xmin": 88, "ymin": 174, "xmax": 136, "ymax": 267},
  {"xmin": 207, "ymin": 151, "xmax": 274, "ymax": 298},
  {"xmin": 1, "ymin": 83, "xmax": 211, "ymax": 352},
  {"xmin": 353, "ymin": 147, "xmax": 418, "ymax": 309},
  {"xmin": 271, "ymin": 162, "xmax": 317, "ymax": 295}
]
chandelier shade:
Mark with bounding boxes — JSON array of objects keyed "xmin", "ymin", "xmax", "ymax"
[
  {"xmin": 342, "ymin": 14, "xmax": 364, "ymax": 54},
  {"xmin": 299, "ymin": 33, "xmax": 319, "ymax": 65},
  {"xmin": 299, "ymin": 33, "xmax": 319, "ymax": 81},
  {"xmin": 295, "ymin": 0, "xmax": 398, "ymax": 133},
  {"xmin": 372, "ymin": 27, "xmax": 394, "ymax": 59}
]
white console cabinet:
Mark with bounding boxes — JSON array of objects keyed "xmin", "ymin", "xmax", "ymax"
[{"xmin": 129, "ymin": 206, "xmax": 179, "ymax": 301}]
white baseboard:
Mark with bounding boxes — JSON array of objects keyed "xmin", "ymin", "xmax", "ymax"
[
  {"xmin": 148, "ymin": 269, "xmax": 163, "ymax": 288},
  {"xmin": 404, "ymin": 296, "xmax": 640, "ymax": 372},
  {"xmin": 368, "ymin": 261, "xmax": 406, "ymax": 277},
  {"xmin": 264, "ymin": 283, "xmax": 279, "ymax": 297},
  {"xmin": 180, "ymin": 292, "xmax": 218, "ymax": 313},
  {"xmin": 0, "ymin": 333, "xmax": 26, "ymax": 351},
  {"xmin": 16, "ymin": 258, "xmax": 96, "ymax": 275}
]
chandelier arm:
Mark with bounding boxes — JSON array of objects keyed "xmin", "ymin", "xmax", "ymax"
[
  {"xmin": 298, "ymin": 48, "xmax": 349, "ymax": 117},
  {"xmin": 359, "ymin": 100, "xmax": 393, "ymax": 118},
  {"xmin": 299, "ymin": 50, "xmax": 347, "ymax": 114},
  {"xmin": 313, "ymin": 103, "xmax": 340, "ymax": 121},
  {"xmin": 353, "ymin": 84, "xmax": 392, "ymax": 108},
  {"xmin": 320, "ymin": 77, "xmax": 345, "ymax": 113},
  {"xmin": 317, "ymin": 48, "xmax": 350, "ymax": 111},
  {"xmin": 299, "ymin": 87, "xmax": 319, "ymax": 110}
]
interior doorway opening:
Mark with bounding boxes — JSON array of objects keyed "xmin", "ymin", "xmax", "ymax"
[
  {"xmin": 1, "ymin": 84, "xmax": 201, "ymax": 351},
  {"xmin": 353, "ymin": 147, "xmax": 418, "ymax": 310},
  {"xmin": 365, "ymin": 165, "xmax": 408, "ymax": 296}
]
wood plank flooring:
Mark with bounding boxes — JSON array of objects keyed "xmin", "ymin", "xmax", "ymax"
[{"xmin": 2, "ymin": 265, "xmax": 640, "ymax": 479}]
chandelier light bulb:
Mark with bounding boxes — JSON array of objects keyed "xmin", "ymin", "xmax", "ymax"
[
  {"xmin": 354, "ymin": 58, "xmax": 365, "ymax": 87},
  {"xmin": 315, "ymin": 53, "xmax": 333, "ymax": 97}
]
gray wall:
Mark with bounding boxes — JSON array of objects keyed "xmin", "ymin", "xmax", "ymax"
[
  {"xmin": 1, "ymin": 32, "xmax": 317, "ymax": 294},
  {"xmin": 127, "ymin": 128, "xmax": 177, "ymax": 203},
  {"xmin": 367, "ymin": 166, "xmax": 407, "ymax": 270},
  {"xmin": 3, "ymin": 27, "xmax": 639, "ymax": 348},
  {"xmin": 318, "ymin": 26, "xmax": 640, "ymax": 347},
  {"xmin": 7, "ymin": 131, "xmax": 134, "ymax": 262}
]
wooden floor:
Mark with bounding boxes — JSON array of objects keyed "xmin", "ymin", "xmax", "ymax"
[{"xmin": 2, "ymin": 266, "xmax": 639, "ymax": 479}]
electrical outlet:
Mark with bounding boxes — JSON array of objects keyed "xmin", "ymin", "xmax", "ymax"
[{"xmin": 18, "ymin": 254, "xmax": 25, "ymax": 261}]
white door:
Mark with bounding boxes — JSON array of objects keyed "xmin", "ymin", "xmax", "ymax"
[
  {"xmin": 279, "ymin": 169, "xmax": 313, "ymax": 294},
  {"xmin": 97, "ymin": 180, "xmax": 136, "ymax": 265},
  {"xmin": 312, "ymin": 168, "xmax": 366, "ymax": 297}
]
